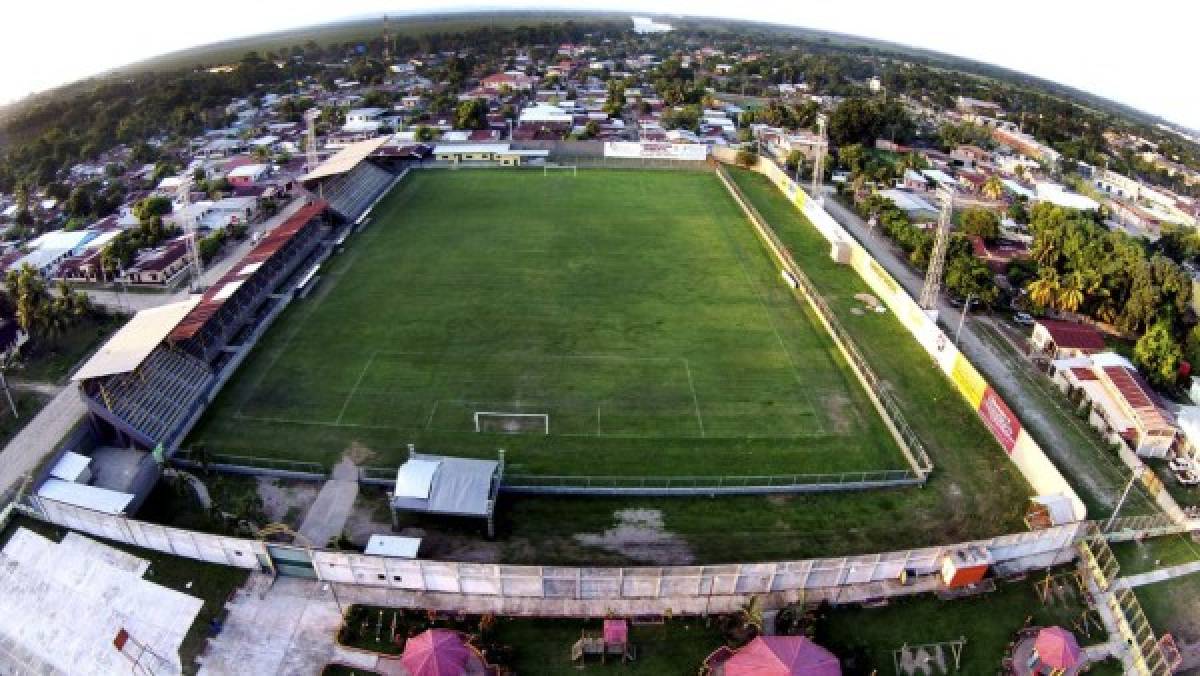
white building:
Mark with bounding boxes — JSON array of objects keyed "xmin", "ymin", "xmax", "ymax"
[
  {"xmin": 343, "ymin": 107, "xmax": 387, "ymax": 133},
  {"xmin": 1034, "ymin": 183, "xmax": 1101, "ymax": 212},
  {"xmin": 1050, "ymin": 352, "xmax": 1177, "ymax": 457}
]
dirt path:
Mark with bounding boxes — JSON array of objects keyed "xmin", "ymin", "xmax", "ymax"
[{"xmin": 0, "ymin": 386, "xmax": 85, "ymax": 498}]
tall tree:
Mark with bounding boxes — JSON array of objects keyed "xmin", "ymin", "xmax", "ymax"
[{"xmin": 1134, "ymin": 319, "xmax": 1184, "ymax": 389}]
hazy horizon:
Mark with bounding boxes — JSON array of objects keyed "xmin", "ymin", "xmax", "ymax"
[{"xmin": 2, "ymin": 1, "xmax": 1197, "ymax": 132}]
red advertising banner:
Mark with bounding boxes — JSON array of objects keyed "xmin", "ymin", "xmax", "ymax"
[{"xmin": 978, "ymin": 386, "xmax": 1021, "ymax": 454}]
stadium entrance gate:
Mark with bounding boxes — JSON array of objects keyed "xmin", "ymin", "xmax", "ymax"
[{"xmin": 267, "ymin": 544, "xmax": 317, "ymax": 578}]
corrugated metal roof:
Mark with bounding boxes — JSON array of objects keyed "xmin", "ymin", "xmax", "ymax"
[
  {"xmin": 168, "ymin": 200, "xmax": 327, "ymax": 342},
  {"xmin": 71, "ymin": 298, "xmax": 201, "ymax": 381},
  {"xmin": 300, "ymin": 137, "xmax": 390, "ymax": 182},
  {"xmin": 1037, "ymin": 319, "xmax": 1106, "ymax": 351}
]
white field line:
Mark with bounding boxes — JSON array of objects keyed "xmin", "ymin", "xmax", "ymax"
[
  {"xmin": 425, "ymin": 400, "xmax": 441, "ymax": 430},
  {"xmin": 335, "ymin": 351, "xmax": 377, "ymax": 424},
  {"xmin": 681, "ymin": 358, "xmax": 706, "ymax": 437},
  {"xmin": 232, "ymin": 412, "xmax": 396, "ymax": 431}
]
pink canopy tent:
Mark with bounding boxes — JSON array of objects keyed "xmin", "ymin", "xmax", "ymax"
[
  {"xmin": 401, "ymin": 629, "xmax": 471, "ymax": 676},
  {"xmin": 723, "ymin": 636, "xmax": 841, "ymax": 676},
  {"xmin": 603, "ymin": 619, "xmax": 628, "ymax": 645},
  {"xmin": 1034, "ymin": 627, "xmax": 1082, "ymax": 670}
]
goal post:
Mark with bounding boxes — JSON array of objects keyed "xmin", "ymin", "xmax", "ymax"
[
  {"xmin": 474, "ymin": 411, "xmax": 550, "ymax": 434},
  {"xmin": 543, "ymin": 163, "xmax": 577, "ymax": 176}
]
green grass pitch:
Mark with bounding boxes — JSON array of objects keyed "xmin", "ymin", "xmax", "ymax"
[{"xmin": 188, "ymin": 169, "xmax": 907, "ymax": 476}]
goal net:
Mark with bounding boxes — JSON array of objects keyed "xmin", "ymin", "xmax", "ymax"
[
  {"xmin": 543, "ymin": 163, "xmax": 577, "ymax": 176},
  {"xmin": 474, "ymin": 411, "xmax": 550, "ymax": 434}
]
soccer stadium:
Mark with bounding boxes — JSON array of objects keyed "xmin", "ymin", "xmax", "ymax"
[{"xmin": 70, "ymin": 144, "xmax": 912, "ymax": 484}]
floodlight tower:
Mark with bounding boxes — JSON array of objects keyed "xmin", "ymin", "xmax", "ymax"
[
  {"xmin": 810, "ymin": 114, "xmax": 827, "ymax": 204},
  {"xmin": 382, "ymin": 15, "xmax": 393, "ymax": 65},
  {"xmin": 304, "ymin": 108, "xmax": 321, "ymax": 174},
  {"xmin": 919, "ymin": 187, "xmax": 955, "ymax": 312},
  {"xmin": 177, "ymin": 176, "xmax": 204, "ymax": 291}
]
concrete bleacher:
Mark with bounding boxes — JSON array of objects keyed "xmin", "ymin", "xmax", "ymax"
[
  {"xmin": 96, "ymin": 346, "xmax": 214, "ymax": 444},
  {"xmin": 316, "ymin": 162, "xmax": 393, "ymax": 222}
]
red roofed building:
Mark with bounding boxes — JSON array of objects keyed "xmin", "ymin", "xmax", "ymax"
[
  {"xmin": 968, "ymin": 235, "xmax": 1029, "ymax": 273},
  {"xmin": 1051, "ymin": 352, "xmax": 1177, "ymax": 457},
  {"xmin": 1031, "ymin": 319, "xmax": 1106, "ymax": 359}
]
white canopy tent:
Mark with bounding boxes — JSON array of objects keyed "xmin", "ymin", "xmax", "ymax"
[{"xmin": 391, "ymin": 453, "xmax": 504, "ymax": 536}]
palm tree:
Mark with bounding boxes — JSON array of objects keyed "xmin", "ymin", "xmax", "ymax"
[
  {"xmin": 982, "ymin": 176, "xmax": 1004, "ymax": 201},
  {"xmin": 1056, "ymin": 273, "xmax": 1085, "ymax": 313},
  {"xmin": 1028, "ymin": 269, "xmax": 1061, "ymax": 309}
]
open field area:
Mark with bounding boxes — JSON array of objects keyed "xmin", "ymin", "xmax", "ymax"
[{"xmin": 191, "ymin": 169, "xmax": 904, "ymax": 478}]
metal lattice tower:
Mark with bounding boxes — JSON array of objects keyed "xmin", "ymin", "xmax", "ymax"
[
  {"xmin": 810, "ymin": 114, "xmax": 827, "ymax": 203},
  {"xmin": 382, "ymin": 15, "xmax": 392, "ymax": 64},
  {"xmin": 304, "ymin": 108, "xmax": 320, "ymax": 174},
  {"xmin": 919, "ymin": 187, "xmax": 955, "ymax": 311},
  {"xmin": 177, "ymin": 176, "xmax": 203, "ymax": 290}
]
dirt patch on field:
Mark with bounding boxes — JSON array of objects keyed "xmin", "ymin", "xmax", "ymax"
[
  {"xmin": 821, "ymin": 393, "xmax": 856, "ymax": 434},
  {"xmin": 342, "ymin": 441, "xmax": 378, "ymax": 466},
  {"xmin": 573, "ymin": 508, "xmax": 694, "ymax": 565},
  {"xmin": 255, "ymin": 477, "xmax": 320, "ymax": 527}
]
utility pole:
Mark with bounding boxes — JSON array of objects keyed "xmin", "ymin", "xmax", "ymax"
[
  {"xmin": 954, "ymin": 292, "xmax": 973, "ymax": 346},
  {"xmin": 0, "ymin": 369, "xmax": 17, "ymax": 418},
  {"xmin": 919, "ymin": 187, "xmax": 955, "ymax": 311}
]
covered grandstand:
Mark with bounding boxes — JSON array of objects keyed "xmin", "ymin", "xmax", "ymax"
[
  {"xmin": 74, "ymin": 200, "xmax": 331, "ymax": 450},
  {"xmin": 301, "ymin": 136, "xmax": 396, "ymax": 223}
]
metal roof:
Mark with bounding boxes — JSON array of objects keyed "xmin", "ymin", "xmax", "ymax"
[
  {"xmin": 300, "ymin": 136, "xmax": 390, "ymax": 182},
  {"xmin": 36, "ymin": 478, "xmax": 134, "ymax": 514},
  {"xmin": 71, "ymin": 298, "xmax": 201, "ymax": 381},
  {"xmin": 168, "ymin": 200, "xmax": 327, "ymax": 342},
  {"xmin": 364, "ymin": 535, "xmax": 422, "ymax": 558},
  {"xmin": 391, "ymin": 454, "xmax": 499, "ymax": 518}
]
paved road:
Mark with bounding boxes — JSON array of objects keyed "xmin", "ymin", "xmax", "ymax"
[
  {"xmin": 297, "ymin": 457, "xmax": 360, "ymax": 548},
  {"xmin": 81, "ymin": 197, "xmax": 307, "ymax": 314},
  {"xmin": 821, "ymin": 193, "xmax": 1142, "ymax": 512},
  {"xmin": 0, "ymin": 386, "xmax": 86, "ymax": 497}
]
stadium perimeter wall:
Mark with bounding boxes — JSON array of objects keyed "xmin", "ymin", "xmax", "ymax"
[
  {"xmin": 20, "ymin": 495, "xmax": 1084, "ymax": 614},
  {"xmin": 714, "ymin": 149, "xmax": 1088, "ymax": 522}
]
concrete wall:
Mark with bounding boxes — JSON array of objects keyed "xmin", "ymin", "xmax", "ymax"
[
  {"xmin": 309, "ymin": 522, "xmax": 1084, "ymax": 614},
  {"xmin": 21, "ymin": 494, "xmax": 1087, "ymax": 613},
  {"xmin": 24, "ymin": 496, "xmax": 269, "ymax": 571},
  {"xmin": 714, "ymin": 150, "xmax": 1088, "ymax": 521}
]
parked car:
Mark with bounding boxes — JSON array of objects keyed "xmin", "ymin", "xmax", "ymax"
[{"xmin": 1014, "ymin": 312, "xmax": 1035, "ymax": 325}]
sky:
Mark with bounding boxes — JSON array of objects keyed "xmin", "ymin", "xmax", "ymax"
[{"xmin": 1, "ymin": 0, "xmax": 1196, "ymax": 130}]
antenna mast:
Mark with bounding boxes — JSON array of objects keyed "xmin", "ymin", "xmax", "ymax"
[{"xmin": 919, "ymin": 187, "xmax": 955, "ymax": 311}]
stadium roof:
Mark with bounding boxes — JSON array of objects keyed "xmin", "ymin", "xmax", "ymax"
[
  {"xmin": 71, "ymin": 298, "xmax": 201, "ymax": 381},
  {"xmin": 169, "ymin": 200, "xmax": 327, "ymax": 342},
  {"xmin": 300, "ymin": 136, "xmax": 390, "ymax": 182}
]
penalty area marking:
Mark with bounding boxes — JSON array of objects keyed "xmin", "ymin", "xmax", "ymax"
[{"xmin": 335, "ymin": 351, "xmax": 378, "ymax": 425}]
